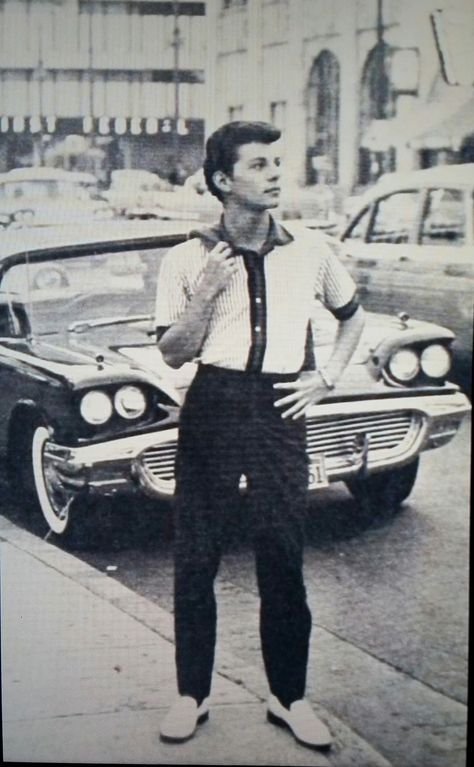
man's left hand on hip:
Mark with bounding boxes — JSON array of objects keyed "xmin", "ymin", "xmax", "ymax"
[{"xmin": 273, "ymin": 371, "xmax": 333, "ymax": 420}]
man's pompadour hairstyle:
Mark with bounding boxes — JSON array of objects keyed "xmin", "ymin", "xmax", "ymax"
[{"xmin": 203, "ymin": 121, "xmax": 281, "ymax": 201}]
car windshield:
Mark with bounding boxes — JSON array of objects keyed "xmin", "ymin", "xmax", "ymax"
[{"xmin": 0, "ymin": 245, "xmax": 169, "ymax": 336}]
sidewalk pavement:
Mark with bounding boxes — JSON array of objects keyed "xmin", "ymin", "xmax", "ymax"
[{"xmin": 1, "ymin": 514, "xmax": 392, "ymax": 766}]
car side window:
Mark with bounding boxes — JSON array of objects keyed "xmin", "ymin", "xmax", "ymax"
[
  {"xmin": 343, "ymin": 206, "xmax": 371, "ymax": 241},
  {"xmin": 420, "ymin": 188, "xmax": 465, "ymax": 246},
  {"xmin": 367, "ymin": 191, "xmax": 420, "ymax": 244}
]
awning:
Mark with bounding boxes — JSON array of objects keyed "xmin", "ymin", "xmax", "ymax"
[
  {"xmin": 408, "ymin": 93, "xmax": 474, "ymax": 150},
  {"xmin": 0, "ymin": 116, "xmax": 204, "ymax": 136},
  {"xmin": 360, "ymin": 86, "xmax": 474, "ymax": 152},
  {"xmin": 360, "ymin": 112, "xmax": 433, "ymax": 151}
]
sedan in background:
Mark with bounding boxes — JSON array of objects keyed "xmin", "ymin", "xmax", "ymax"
[
  {"xmin": 339, "ymin": 164, "xmax": 473, "ymax": 388},
  {"xmin": 0, "ymin": 166, "xmax": 114, "ymax": 227}
]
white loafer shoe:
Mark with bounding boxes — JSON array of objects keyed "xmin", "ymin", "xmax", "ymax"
[
  {"xmin": 267, "ymin": 695, "xmax": 332, "ymax": 749},
  {"xmin": 160, "ymin": 696, "xmax": 210, "ymax": 743}
]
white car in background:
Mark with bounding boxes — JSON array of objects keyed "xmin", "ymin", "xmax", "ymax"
[
  {"xmin": 108, "ymin": 168, "xmax": 220, "ymax": 222},
  {"xmin": 0, "ymin": 166, "xmax": 113, "ymax": 227},
  {"xmin": 104, "ymin": 169, "xmax": 189, "ymax": 220},
  {"xmin": 339, "ymin": 164, "xmax": 473, "ymax": 386}
]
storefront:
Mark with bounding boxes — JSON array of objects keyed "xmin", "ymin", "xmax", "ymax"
[{"xmin": 0, "ymin": 115, "xmax": 205, "ymax": 185}]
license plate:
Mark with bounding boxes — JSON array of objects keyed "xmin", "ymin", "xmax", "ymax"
[{"xmin": 308, "ymin": 454, "xmax": 329, "ymax": 489}]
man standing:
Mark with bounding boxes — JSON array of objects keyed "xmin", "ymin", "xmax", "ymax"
[{"xmin": 156, "ymin": 121, "xmax": 364, "ymax": 749}]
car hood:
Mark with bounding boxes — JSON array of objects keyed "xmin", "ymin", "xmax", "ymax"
[
  {"xmin": 19, "ymin": 307, "xmax": 452, "ymax": 405},
  {"xmin": 17, "ymin": 326, "xmax": 193, "ymax": 405}
]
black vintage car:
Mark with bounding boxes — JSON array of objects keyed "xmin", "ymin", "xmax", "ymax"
[{"xmin": 0, "ymin": 221, "xmax": 470, "ymax": 542}]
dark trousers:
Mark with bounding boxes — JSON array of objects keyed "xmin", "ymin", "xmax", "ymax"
[{"xmin": 173, "ymin": 364, "xmax": 312, "ymax": 708}]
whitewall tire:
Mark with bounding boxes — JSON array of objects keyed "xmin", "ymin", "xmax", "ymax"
[{"xmin": 31, "ymin": 425, "xmax": 72, "ymax": 535}]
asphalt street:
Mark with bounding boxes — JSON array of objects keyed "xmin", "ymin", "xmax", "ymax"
[{"xmin": 0, "ymin": 411, "xmax": 469, "ymax": 767}]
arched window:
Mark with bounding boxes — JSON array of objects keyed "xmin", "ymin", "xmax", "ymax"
[
  {"xmin": 358, "ymin": 42, "xmax": 396, "ymax": 185},
  {"xmin": 306, "ymin": 50, "xmax": 340, "ymax": 185}
]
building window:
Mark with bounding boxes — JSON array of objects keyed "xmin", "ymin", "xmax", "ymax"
[
  {"xmin": 104, "ymin": 2, "xmax": 130, "ymax": 55},
  {"xmin": 270, "ymin": 100, "xmax": 286, "ymax": 133},
  {"xmin": 222, "ymin": 0, "xmax": 247, "ymax": 9},
  {"xmin": 306, "ymin": 50, "xmax": 340, "ymax": 185},
  {"xmin": 228, "ymin": 105, "xmax": 243, "ymax": 121},
  {"xmin": 358, "ymin": 42, "xmax": 396, "ymax": 185}
]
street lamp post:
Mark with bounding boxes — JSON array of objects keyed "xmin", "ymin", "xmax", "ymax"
[
  {"xmin": 32, "ymin": 39, "xmax": 47, "ymax": 167},
  {"xmin": 88, "ymin": 4, "xmax": 94, "ymax": 127},
  {"xmin": 171, "ymin": 0, "xmax": 182, "ymax": 182}
]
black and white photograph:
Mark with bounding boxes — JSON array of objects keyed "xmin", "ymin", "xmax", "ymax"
[{"xmin": 0, "ymin": 1, "xmax": 472, "ymax": 764}]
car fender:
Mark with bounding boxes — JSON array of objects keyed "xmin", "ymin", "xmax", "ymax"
[
  {"xmin": 6, "ymin": 398, "xmax": 54, "ymax": 464},
  {"xmin": 367, "ymin": 324, "xmax": 455, "ymax": 379}
]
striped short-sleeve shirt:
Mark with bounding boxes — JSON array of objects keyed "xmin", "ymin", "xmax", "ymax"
[{"xmin": 155, "ymin": 217, "xmax": 359, "ymax": 374}]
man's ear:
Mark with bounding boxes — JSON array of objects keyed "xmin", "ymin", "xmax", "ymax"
[{"xmin": 212, "ymin": 170, "xmax": 232, "ymax": 197}]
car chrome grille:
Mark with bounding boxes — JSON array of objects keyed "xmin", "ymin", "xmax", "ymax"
[
  {"xmin": 306, "ymin": 410, "xmax": 418, "ymax": 471},
  {"xmin": 139, "ymin": 410, "xmax": 420, "ymax": 494},
  {"xmin": 141, "ymin": 443, "xmax": 176, "ymax": 482}
]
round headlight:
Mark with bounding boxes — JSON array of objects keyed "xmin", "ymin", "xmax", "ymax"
[
  {"xmin": 420, "ymin": 344, "xmax": 451, "ymax": 379},
  {"xmin": 388, "ymin": 348, "xmax": 420, "ymax": 382},
  {"xmin": 80, "ymin": 390, "xmax": 113, "ymax": 425},
  {"xmin": 114, "ymin": 385, "xmax": 147, "ymax": 420},
  {"xmin": 33, "ymin": 266, "xmax": 68, "ymax": 290}
]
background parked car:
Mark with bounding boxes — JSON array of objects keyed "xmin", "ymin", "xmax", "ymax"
[
  {"xmin": 104, "ymin": 169, "xmax": 185, "ymax": 220},
  {"xmin": 338, "ymin": 164, "xmax": 473, "ymax": 390},
  {"xmin": 108, "ymin": 168, "xmax": 221, "ymax": 222},
  {"xmin": 0, "ymin": 166, "xmax": 114, "ymax": 227},
  {"xmin": 0, "ymin": 221, "xmax": 470, "ymax": 545}
]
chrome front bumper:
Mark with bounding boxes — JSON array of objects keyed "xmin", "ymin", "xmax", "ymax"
[{"xmin": 45, "ymin": 390, "xmax": 470, "ymax": 502}]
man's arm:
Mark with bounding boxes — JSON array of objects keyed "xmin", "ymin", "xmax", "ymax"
[
  {"xmin": 273, "ymin": 305, "xmax": 365, "ymax": 419},
  {"xmin": 319, "ymin": 304, "xmax": 365, "ymax": 384},
  {"xmin": 158, "ymin": 241, "xmax": 237, "ymax": 368}
]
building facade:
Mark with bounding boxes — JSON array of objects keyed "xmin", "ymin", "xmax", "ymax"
[
  {"xmin": 205, "ymin": 0, "xmax": 474, "ymax": 193},
  {"xmin": 1, "ymin": 0, "xmax": 472, "ymax": 190},
  {"xmin": 0, "ymin": 0, "xmax": 207, "ymax": 182}
]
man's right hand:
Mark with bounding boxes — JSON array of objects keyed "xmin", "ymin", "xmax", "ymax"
[{"xmin": 200, "ymin": 241, "xmax": 238, "ymax": 297}]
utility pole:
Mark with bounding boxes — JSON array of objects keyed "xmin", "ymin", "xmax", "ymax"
[
  {"xmin": 375, "ymin": 0, "xmax": 387, "ymax": 120},
  {"xmin": 171, "ymin": 1, "xmax": 182, "ymax": 182},
  {"xmin": 33, "ymin": 35, "xmax": 47, "ymax": 167},
  {"xmin": 88, "ymin": 3, "xmax": 94, "ymax": 129}
]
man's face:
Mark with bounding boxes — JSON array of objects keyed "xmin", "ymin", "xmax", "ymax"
[{"xmin": 224, "ymin": 141, "xmax": 282, "ymax": 210}]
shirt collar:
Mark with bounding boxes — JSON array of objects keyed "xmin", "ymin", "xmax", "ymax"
[{"xmin": 189, "ymin": 215, "xmax": 294, "ymax": 256}]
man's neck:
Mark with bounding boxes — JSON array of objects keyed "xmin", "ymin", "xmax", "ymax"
[{"xmin": 222, "ymin": 203, "xmax": 272, "ymax": 251}]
